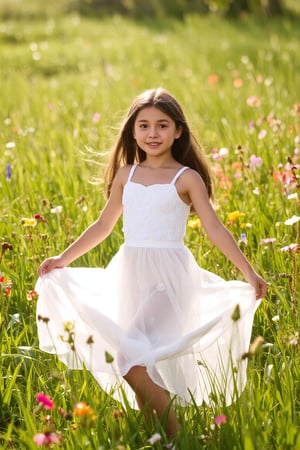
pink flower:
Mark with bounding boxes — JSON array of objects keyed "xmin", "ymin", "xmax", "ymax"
[
  {"xmin": 249, "ymin": 154, "xmax": 263, "ymax": 169},
  {"xmin": 36, "ymin": 393, "xmax": 55, "ymax": 410},
  {"xmin": 246, "ymin": 95, "xmax": 261, "ymax": 107},
  {"xmin": 261, "ymin": 238, "xmax": 276, "ymax": 244},
  {"xmin": 92, "ymin": 112, "xmax": 101, "ymax": 123},
  {"xmin": 214, "ymin": 414, "xmax": 227, "ymax": 426},
  {"xmin": 33, "ymin": 432, "xmax": 61, "ymax": 446},
  {"xmin": 258, "ymin": 129, "xmax": 267, "ymax": 140}
]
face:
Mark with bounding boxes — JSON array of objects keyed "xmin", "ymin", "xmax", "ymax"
[{"xmin": 133, "ymin": 106, "xmax": 182, "ymax": 158}]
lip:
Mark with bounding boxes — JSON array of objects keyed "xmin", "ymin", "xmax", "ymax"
[{"xmin": 147, "ymin": 142, "xmax": 161, "ymax": 146}]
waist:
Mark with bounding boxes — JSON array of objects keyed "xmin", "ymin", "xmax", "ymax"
[{"xmin": 124, "ymin": 240, "xmax": 184, "ymax": 249}]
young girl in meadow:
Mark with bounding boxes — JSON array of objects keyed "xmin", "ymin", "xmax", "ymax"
[{"xmin": 36, "ymin": 88, "xmax": 267, "ymax": 439}]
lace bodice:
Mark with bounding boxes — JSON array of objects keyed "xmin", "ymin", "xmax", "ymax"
[{"xmin": 122, "ymin": 165, "xmax": 190, "ymax": 247}]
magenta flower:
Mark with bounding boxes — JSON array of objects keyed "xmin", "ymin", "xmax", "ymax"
[
  {"xmin": 33, "ymin": 432, "xmax": 61, "ymax": 446},
  {"xmin": 214, "ymin": 414, "xmax": 227, "ymax": 426},
  {"xmin": 36, "ymin": 393, "xmax": 55, "ymax": 410}
]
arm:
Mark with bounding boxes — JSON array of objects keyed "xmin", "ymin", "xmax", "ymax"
[
  {"xmin": 38, "ymin": 167, "xmax": 127, "ymax": 276},
  {"xmin": 181, "ymin": 170, "xmax": 267, "ymax": 299}
]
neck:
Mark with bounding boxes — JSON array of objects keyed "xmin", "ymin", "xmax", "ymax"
[{"xmin": 140, "ymin": 155, "xmax": 178, "ymax": 169}]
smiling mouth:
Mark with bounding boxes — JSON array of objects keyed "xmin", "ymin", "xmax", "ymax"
[{"xmin": 147, "ymin": 142, "xmax": 161, "ymax": 146}]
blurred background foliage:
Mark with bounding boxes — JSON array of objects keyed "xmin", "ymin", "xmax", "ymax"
[{"xmin": 0, "ymin": 0, "xmax": 299, "ymax": 19}]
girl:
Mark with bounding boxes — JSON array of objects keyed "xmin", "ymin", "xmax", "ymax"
[{"xmin": 36, "ymin": 88, "xmax": 267, "ymax": 439}]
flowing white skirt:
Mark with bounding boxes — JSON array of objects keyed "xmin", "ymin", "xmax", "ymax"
[{"xmin": 36, "ymin": 244, "xmax": 260, "ymax": 408}]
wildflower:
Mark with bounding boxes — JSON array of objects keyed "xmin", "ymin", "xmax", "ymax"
[
  {"xmin": 148, "ymin": 433, "xmax": 162, "ymax": 445},
  {"xmin": 214, "ymin": 414, "xmax": 227, "ymax": 426},
  {"xmin": 260, "ymin": 238, "xmax": 276, "ymax": 244},
  {"xmin": 36, "ymin": 393, "xmax": 55, "ymax": 410},
  {"xmin": 208, "ymin": 74, "xmax": 219, "ymax": 85},
  {"xmin": 5, "ymin": 141, "xmax": 15, "ymax": 149},
  {"xmin": 188, "ymin": 218, "xmax": 201, "ymax": 229},
  {"xmin": 239, "ymin": 233, "xmax": 248, "ymax": 245},
  {"xmin": 50, "ymin": 205, "xmax": 63, "ymax": 214},
  {"xmin": 258, "ymin": 129, "xmax": 267, "ymax": 140},
  {"xmin": 27, "ymin": 290, "xmax": 39, "ymax": 301},
  {"xmin": 280, "ymin": 243, "xmax": 300, "ymax": 252},
  {"xmin": 288, "ymin": 331, "xmax": 298, "ymax": 346},
  {"xmin": 246, "ymin": 95, "xmax": 261, "ymax": 107},
  {"xmin": 287, "ymin": 193, "xmax": 298, "ymax": 200},
  {"xmin": 272, "ymin": 315, "xmax": 280, "ymax": 322},
  {"xmin": 233, "ymin": 78, "xmax": 243, "ymax": 88},
  {"xmin": 228, "ymin": 210, "xmax": 245, "ymax": 221},
  {"xmin": 92, "ymin": 112, "xmax": 101, "ymax": 123},
  {"xmin": 284, "ymin": 215, "xmax": 300, "ymax": 226},
  {"xmin": 249, "ymin": 154, "xmax": 263, "ymax": 169},
  {"xmin": 6, "ymin": 164, "xmax": 12, "ymax": 180},
  {"xmin": 4, "ymin": 286, "xmax": 12, "ymax": 297},
  {"xmin": 34, "ymin": 214, "xmax": 47, "ymax": 222},
  {"xmin": 33, "ymin": 432, "xmax": 61, "ymax": 446},
  {"xmin": 294, "ymin": 104, "xmax": 300, "ymax": 116},
  {"xmin": 73, "ymin": 402, "xmax": 94, "ymax": 417},
  {"xmin": 21, "ymin": 218, "xmax": 37, "ymax": 227},
  {"xmin": 253, "ymin": 187, "xmax": 260, "ymax": 195}
]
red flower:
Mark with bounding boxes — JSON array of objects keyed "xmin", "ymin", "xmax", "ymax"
[{"xmin": 27, "ymin": 290, "xmax": 39, "ymax": 301}]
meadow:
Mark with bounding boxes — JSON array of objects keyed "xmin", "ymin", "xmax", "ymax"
[{"xmin": 0, "ymin": 0, "xmax": 299, "ymax": 448}]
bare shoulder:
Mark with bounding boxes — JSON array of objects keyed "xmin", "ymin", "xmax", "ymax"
[
  {"xmin": 113, "ymin": 165, "xmax": 134, "ymax": 187},
  {"xmin": 179, "ymin": 168, "xmax": 207, "ymax": 191}
]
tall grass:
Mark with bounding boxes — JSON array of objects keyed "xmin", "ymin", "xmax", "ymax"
[{"xmin": 0, "ymin": 1, "xmax": 299, "ymax": 448}]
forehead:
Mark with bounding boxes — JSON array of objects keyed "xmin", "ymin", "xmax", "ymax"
[{"xmin": 135, "ymin": 106, "xmax": 173, "ymax": 122}]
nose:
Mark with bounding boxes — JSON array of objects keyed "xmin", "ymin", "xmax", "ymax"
[{"xmin": 148, "ymin": 126, "xmax": 158, "ymax": 137}]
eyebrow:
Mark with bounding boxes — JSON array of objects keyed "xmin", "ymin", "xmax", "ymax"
[{"xmin": 137, "ymin": 118, "xmax": 170, "ymax": 123}]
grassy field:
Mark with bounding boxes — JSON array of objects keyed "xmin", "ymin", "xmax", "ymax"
[{"xmin": 0, "ymin": 0, "xmax": 299, "ymax": 448}]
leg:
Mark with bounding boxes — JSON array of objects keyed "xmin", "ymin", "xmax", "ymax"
[{"xmin": 124, "ymin": 365, "xmax": 180, "ymax": 438}]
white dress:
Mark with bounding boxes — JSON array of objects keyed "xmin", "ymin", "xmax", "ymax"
[{"xmin": 36, "ymin": 164, "xmax": 261, "ymax": 407}]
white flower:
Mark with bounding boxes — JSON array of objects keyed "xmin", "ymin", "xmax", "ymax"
[
  {"xmin": 6, "ymin": 141, "xmax": 15, "ymax": 149},
  {"xmin": 50, "ymin": 205, "xmax": 63, "ymax": 214},
  {"xmin": 284, "ymin": 215, "xmax": 300, "ymax": 225},
  {"xmin": 148, "ymin": 433, "xmax": 162, "ymax": 445}
]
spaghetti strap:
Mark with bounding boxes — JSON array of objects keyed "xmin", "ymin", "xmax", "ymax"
[
  {"xmin": 170, "ymin": 166, "xmax": 189, "ymax": 185},
  {"xmin": 127, "ymin": 164, "xmax": 138, "ymax": 182}
]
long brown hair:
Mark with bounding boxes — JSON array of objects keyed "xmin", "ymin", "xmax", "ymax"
[{"xmin": 104, "ymin": 88, "xmax": 213, "ymax": 198}]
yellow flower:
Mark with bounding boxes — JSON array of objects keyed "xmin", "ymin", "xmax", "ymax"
[
  {"xmin": 228, "ymin": 210, "xmax": 245, "ymax": 221},
  {"xmin": 21, "ymin": 218, "xmax": 37, "ymax": 227},
  {"xmin": 187, "ymin": 218, "xmax": 202, "ymax": 229}
]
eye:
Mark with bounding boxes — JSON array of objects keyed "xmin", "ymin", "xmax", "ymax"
[
  {"xmin": 139, "ymin": 124, "xmax": 148, "ymax": 128},
  {"xmin": 159, "ymin": 124, "xmax": 168, "ymax": 128}
]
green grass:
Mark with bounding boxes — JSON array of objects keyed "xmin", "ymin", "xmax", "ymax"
[{"xmin": 0, "ymin": 1, "xmax": 300, "ymax": 448}]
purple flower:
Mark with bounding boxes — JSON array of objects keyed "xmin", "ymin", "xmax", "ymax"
[{"xmin": 6, "ymin": 164, "xmax": 11, "ymax": 180}]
